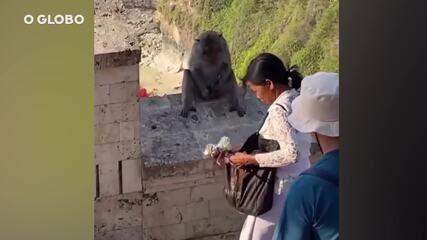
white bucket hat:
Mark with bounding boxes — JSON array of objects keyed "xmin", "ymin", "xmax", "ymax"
[{"xmin": 288, "ymin": 72, "xmax": 339, "ymax": 137}]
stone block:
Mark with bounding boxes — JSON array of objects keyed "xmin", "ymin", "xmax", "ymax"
[
  {"xmin": 119, "ymin": 140, "xmax": 141, "ymax": 161},
  {"xmin": 145, "ymin": 177, "xmax": 217, "ymax": 195},
  {"xmin": 143, "ymin": 171, "xmax": 215, "ymax": 193},
  {"xmin": 95, "ymin": 226, "xmax": 142, "ymax": 240},
  {"xmin": 179, "ymin": 201, "xmax": 209, "ymax": 223},
  {"xmin": 123, "ymin": 102, "xmax": 139, "ymax": 121},
  {"xmin": 143, "ymin": 187, "xmax": 191, "ymax": 210},
  {"xmin": 95, "ymin": 142, "xmax": 121, "ymax": 165},
  {"xmin": 208, "ymin": 197, "xmax": 238, "ymax": 218},
  {"xmin": 95, "ymin": 192, "xmax": 143, "ymax": 232},
  {"xmin": 143, "ymin": 223, "xmax": 186, "ymax": 240},
  {"xmin": 94, "ymin": 49, "xmax": 141, "ymax": 69},
  {"xmin": 109, "ymin": 82, "xmax": 127, "ymax": 104},
  {"xmin": 125, "ymin": 81, "xmax": 139, "ymax": 102},
  {"xmin": 142, "ymin": 157, "xmax": 212, "ymax": 180},
  {"xmin": 95, "ymin": 103, "xmax": 126, "ymax": 125},
  {"xmin": 120, "ymin": 121, "xmax": 140, "ymax": 141},
  {"xmin": 142, "ymin": 205, "xmax": 182, "ymax": 228},
  {"xmin": 95, "ymin": 123, "xmax": 120, "ymax": 145},
  {"xmin": 95, "ymin": 65, "xmax": 139, "ymax": 85},
  {"xmin": 122, "ymin": 159, "xmax": 142, "ymax": 194},
  {"xmin": 143, "ymin": 173, "xmax": 217, "ymax": 194},
  {"xmin": 185, "ymin": 215, "xmax": 244, "ymax": 239},
  {"xmin": 190, "ymin": 182, "xmax": 224, "ymax": 202},
  {"xmin": 106, "ymin": 81, "xmax": 138, "ymax": 105},
  {"xmin": 195, "ymin": 232, "xmax": 240, "ymax": 240},
  {"xmin": 95, "ymin": 85, "xmax": 110, "ymax": 106},
  {"xmin": 98, "ymin": 162, "xmax": 120, "ymax": 197}
]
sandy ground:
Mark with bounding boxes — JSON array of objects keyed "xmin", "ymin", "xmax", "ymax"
[
  {"xmin": 94, "ymin": 0, "xmax": 162, "ymax": 66},
  {"xmin": 95, "ymin": 0, "xmax": 184, "ymax": 96},
  {"xmin": 140, "ymin": 66, "xmax": 183, "ymax": 96}
]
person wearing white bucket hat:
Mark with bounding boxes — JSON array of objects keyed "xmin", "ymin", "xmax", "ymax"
[{"xmin": 273, "ymin": 72, "xmax": 339, "ymax": 240}]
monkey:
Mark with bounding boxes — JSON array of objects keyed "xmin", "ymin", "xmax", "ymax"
[{"xmin": 180, "ymin": 31, "xmax": 246, "ymax": 118}]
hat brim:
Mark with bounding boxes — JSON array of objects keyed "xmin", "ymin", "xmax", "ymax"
[{"xmin": 288, "ymin": 96, "xmax": 339, "ymax": 137}]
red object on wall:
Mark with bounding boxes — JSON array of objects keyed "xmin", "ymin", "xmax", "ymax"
[{"xmin": 139, "ymin": 87, "xmax": 149, "ymax": 98}]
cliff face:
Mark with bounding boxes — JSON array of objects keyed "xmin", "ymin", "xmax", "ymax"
[{"xmin": 158, "ymin": 0, "xmax": 339, "ymax": 78}]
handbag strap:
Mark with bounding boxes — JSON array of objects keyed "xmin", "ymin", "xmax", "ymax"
[
  {"xmin": 300, "ymin": 168, "xmax": 339, "ymax": 187},
  {"xmin": 276, "ymin": 103, "xmax": 288, "ymax": 112}
]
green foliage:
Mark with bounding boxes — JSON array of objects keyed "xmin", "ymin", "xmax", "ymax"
[
  {"xmin": 291, "ymin": 0, "xmax": 339, "ymax": 74},
  {"xmin": 159, "ymin": 0, "xmax": 339, "ymax": 78}
]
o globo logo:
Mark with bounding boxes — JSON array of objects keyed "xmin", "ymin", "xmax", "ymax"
[{"xmin": 24, "ymin": 14, "xmax": 85, "ymax": 25}]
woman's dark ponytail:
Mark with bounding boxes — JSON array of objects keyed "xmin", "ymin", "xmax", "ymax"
[
  {"xmin": 243, "ymin": 52, "xmax": 304, "ymax": 90},
  {"xmin": 287, "ymin": 65, "xmax": 303, "ymax": 90}
]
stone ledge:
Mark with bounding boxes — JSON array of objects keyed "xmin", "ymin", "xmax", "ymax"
[
  {"xmin": 95, "ymin": 226, "xmax": 142, "ymax": 240},
  {"xmin": 95, "ymin": 192, "xmax": 143, "ymax": 233},
  {"xmin": 95, "ymin": 48, "xmax": 141, "ymax": 70},
  {"xmin": 140, "ymin": 92, "xmax": 268, "ymax": 170}
]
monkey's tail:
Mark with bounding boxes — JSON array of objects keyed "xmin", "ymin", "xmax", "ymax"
[
  {"xmin": 240, "ymin": 79, "xmax": 248, "ymax": 97},
  {"xmin": 238, "ymin": 79, "xmax": 248, "ymax": 112}
]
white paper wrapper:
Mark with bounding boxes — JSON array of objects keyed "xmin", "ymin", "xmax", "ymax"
[
  {"xmin": 203, "ymin": 144, "xmax": 216, "ymax": 156},
  {"xmin": 203, "ymin": 136, "xmax": 232, "ymax": 157},
  {"xmin": 216, "ymin": 136, "xmax": 232, "ymax": 151}
]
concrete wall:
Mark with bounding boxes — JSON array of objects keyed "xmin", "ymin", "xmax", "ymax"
[
  {"xmin": 142, "ymin": 159, "xmax": 245, "ymax": 240},
  {"xmin": 95, "ymin": 49, "xmax": 144, "ymax": 240},
  {"xmin": 138, "ymin": 93, "xmax": 269, "ymax": 240},
  {"xmin": 94, "ymin": 47, "xmax": 252, "ymax": 240},
  {"xmin": 94, "ymin": 47, "xmax": 322, "ymax": 240}
]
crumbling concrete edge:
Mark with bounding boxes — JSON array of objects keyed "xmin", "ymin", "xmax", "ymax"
[{"xmin": 95, "ymin": 47, "xmax": 142, "ymax": 70}]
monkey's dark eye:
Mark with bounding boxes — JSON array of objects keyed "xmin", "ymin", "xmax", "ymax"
[{"xmin": 202, "ymin": 50, "xmax": 207, "ymax": 55}]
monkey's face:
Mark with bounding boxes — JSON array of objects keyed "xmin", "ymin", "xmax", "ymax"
[
  {"xmin": 196, "ymin": 32, "xmax": 224, "ymax": 65},
  {"xmin": 202, "ymin": 45, "xmax": 222, "ymax": 65}
]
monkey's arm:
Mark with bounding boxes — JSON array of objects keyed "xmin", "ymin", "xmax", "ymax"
[
  {"xmin": 191, "ymin": 68, "xmax": 210, "ymax": 98},
  {"xmin": 216, "ymin": 62, "xmax": 233, "ymax": 86},
  {"xmin": 221, "ymin": 67, "xmax": 246, "ymax": 117}
]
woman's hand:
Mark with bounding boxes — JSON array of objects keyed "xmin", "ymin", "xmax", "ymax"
[
  {"xmin": 215, "ymin": 151, "xmax": 227, "ymax": 167},
  {"xmin": 229, "ymin": 152, "xmax": 258, "ymax": 167}
]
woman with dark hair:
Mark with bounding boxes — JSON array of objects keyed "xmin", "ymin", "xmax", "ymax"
[{"xmin": 229, "ymin": 53, "xmax": 312, "ymax": 240}]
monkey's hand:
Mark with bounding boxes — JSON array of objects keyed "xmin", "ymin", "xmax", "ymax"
[
  {"xmin": 191, "ymin": 69, "xmax": 210, "ymax": 99},
  {"xmin": 237, "ymin": 110, "xmax": 246, "ymax": 117},
  {"xmin": 180, "ymin": 110, "xmax": 189, "ymax": 118},
  {"xmin": 180, "ymin": 107, "xmax": 197, "ymax": 118},
  {"xmin": 200, "ymin": 87, "xmax": 210, "ymax": 99},
  {"xmin": 229, "ymin": 106, "xmax": 246, "ymax": 117}
]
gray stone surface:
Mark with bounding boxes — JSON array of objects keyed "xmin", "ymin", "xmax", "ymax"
[
  {"xmin": 195, "ymin": 232, "xmax": 241, "ymax": 240},
  {"xmin": 95, "ymin": 192, "xmax": 143, "ymax": 233},
  {"xmin": 141, "ymin": 159, "xmax": 245, "ymax": 240},
  {"xmin": 98, "ymin": 162, "xmax": 120, "ymax": 196},
  {"xmin": 95, "ymin": 49, "xmax": 141, "ymax": 70},
  {"xmin": 94, "ymin": 0, "xmax": 161, "ymax": 67},
  {"xmin": 95, "ymin": 60, "xmax": 141, "ymax": 197},
  {"xmin": 95, "ymin": 226, "xmax": 142, "ymax": 240},
  {"xmin": 143, "ymin": 223, "xmax": 187, "ymax": 240},
  {"xmin": 122, "ymin": 159, "xmax": 143, "ymax": 193},
  {"xmin": 140, "ymin": 92, "xmax": 268, "ymax": 167}
]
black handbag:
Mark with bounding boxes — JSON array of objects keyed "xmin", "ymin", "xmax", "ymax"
[{"xmin": 224, "ymin": 104, "xmax": 286, "ymax": 216}]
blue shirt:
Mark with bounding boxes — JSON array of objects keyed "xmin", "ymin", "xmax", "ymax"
[{"xmin": 273, "ymin": 149, "xmax": 339, "ymax": 240}]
